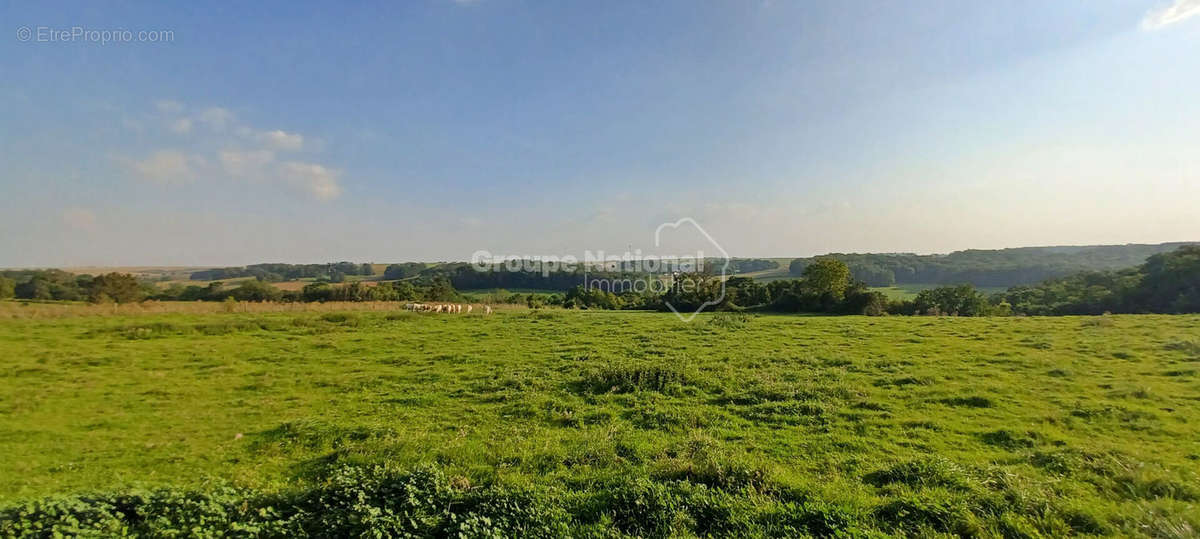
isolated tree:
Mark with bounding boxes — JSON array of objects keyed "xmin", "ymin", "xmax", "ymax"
[{"xmin": 801, "ymin": 257, "xmax": 851, "ymax": 301}]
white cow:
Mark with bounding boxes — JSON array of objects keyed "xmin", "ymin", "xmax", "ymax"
[{"xmin": 466, "ymin": 305, "xmax": 473, "ymax": 314}]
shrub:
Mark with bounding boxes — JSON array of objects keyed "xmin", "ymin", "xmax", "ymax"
[{"xmin": 579, "ymin": 361, "xmax": 693, "ymax": 394}]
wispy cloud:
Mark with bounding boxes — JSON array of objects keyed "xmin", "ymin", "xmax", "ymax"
[
  {"xmin": 280, "ymin": 162, "xmax": 343, "ymax": 200},
  {"xmin": 154, "ymin": 100, "xmax": 183, "ymax": 114},
  {"xmin": 126, "ymin": 149, "xmax": 201, "ymax": 184},
  {"xmin": 197, "ymin": 107, "xmax": 235, "ymax": 130},
  {"xmin": 258, "ymin": 129, "xmax": 304, "ymax": 151},
  {"xmin": 1142, "ymin": 0, "xmax": 1200, "ymax": 30},
  {"xmin": 125, "ymin": 99, "xmax": 344, "ymax": 200}
]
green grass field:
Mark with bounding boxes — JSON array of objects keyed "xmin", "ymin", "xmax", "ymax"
[
  {"xmin": 2, "ymin": 310, "xmax": 1198, "ymax": 536},
  {"xmin": 869, "ymin": 284, "xmax": 1009, "ymax": 301}
]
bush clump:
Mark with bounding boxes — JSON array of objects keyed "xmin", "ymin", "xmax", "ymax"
[{"xmin": 579, "ymin": 361, "xmax": 694, "ymax": 394}]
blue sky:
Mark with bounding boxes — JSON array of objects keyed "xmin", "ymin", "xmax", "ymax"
[{"xmin": 2, "ymin": 0, "xmax": 1198, "ymax": 266}]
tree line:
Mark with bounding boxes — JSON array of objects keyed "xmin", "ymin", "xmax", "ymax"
[
  {"xmin": 189, "ymin": 262, "xmax": 374, "ymax": 282},
  {"xmin": 153, "ymin": 276, "xmax": 461, "ymax": 303},
  {"xmin": 0, "ymin": 270, "xmax": 459, "ymax": 305},
  {"xmin": 788, "ymin": 242, "xmax": 1194, "ymax": 288},
  {"xmin": 0, "ymin": 270, "xmax": 150, "ymax": 303},
  {"xmin": 998, "ymin": 245, "xmax": 1200, "ymax": 315},
  {"xmin": 554, "ymin": 246, "xmax": 1200, "ymax": 316},
  {"xmin": 4, "ymin": 246, "xmax": 1196, "ymax": 316}
]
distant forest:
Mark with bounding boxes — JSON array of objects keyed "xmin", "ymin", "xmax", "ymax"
[
  {"xmin": 787, "ymin": 242, "xmax": 1196, "ymax": 288},
  {"xmin": 165, "ymin": 243, "xmax": 1197, "ymax": 292},
  {"xmin": 2, "ymin": 242, "xmax": 1197, "ymax": 316},
  {"xmin": 189, "ymin": 262, "xmax": 374, "ymax": 282}
]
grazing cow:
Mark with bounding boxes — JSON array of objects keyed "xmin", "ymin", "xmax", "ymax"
[
  {"xmin": 484, "ymin": 305, "xmax": 492, "ymax": 315},
  {"xmin": 466, "ymin": 305, "xmax": 473, "ymax": 313}
]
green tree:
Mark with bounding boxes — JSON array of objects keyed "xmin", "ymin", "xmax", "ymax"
[
  {"xmin": 302, "ymin": 283, "xmax": 334, "ymax": 302},
  {"xmin": 15, "ymin": 278, "xmax": 52, "ymax": 300},
  {"xmin": 0, "ymin": 277, "xmax": 14, "ymax": 299},
  {"xmin": 1129, "ymin": 245, "xmax": 1200, "ymax": 313},
  {"xmin": 230, "ymin": 279, "xmax": 283, "ymax": 302},
  {"xmin": 424, "ymin": 276, "xmax": 459, "ymax": 302},
  {"xmin": 661, "ymin": 273, "xmax": 725, "ymax": 312},
  {"xmin": 383, "ymin": 263, "xmax": 426, "ymax": 280},
  {"xmin": 526, "ymin": 294, "xmax": 546, "ymax": 309},
  {"xmin": 389, "ymin": 281, "xmax": 417, "ymax": 301},
  {"xmin": 87, "ymin": 273, "xmax": 144, "ymax": 304},
  {"xmin": 725, "ymin": 276, "xmax": 769, "ymax": 307},
  {"xmin": 913, "ymin": 285, "xmax": 990, "ymax": 316},
  {"xmin": 801, "ymin": 258, "xmax": 851, "ymax": 301},
  {"xmin": 787, "ymin": 258, "xmax": 808, "ymax": 276}
]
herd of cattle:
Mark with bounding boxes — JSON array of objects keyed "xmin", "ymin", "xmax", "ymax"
[{"xmin": 403, "ymin": 303, "xmax": 492, "ymax": 314}]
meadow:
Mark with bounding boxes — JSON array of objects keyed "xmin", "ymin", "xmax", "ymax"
[
  {"xmin": 869, "ymin": 285, "xmax": 1009, "ymax": 302},
  {"xmin": 1, "ymin": 307, "xmax": 1198, "ymax": 536}
]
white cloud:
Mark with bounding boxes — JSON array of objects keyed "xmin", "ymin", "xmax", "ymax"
[
  {"xmin": 129, "ymin": 150, "xmax": 197, "ymax": 184},
  {"xmin": 62, "ymin": 208, "xmax": 98, "ymax": 232},
  {"xmin": 197, "ymin": 107, "xmax": 235, "ymax": 130},
  {"xmin": 169, "ymin": 117, "xmax": 193, "ymax": 134},
  {"xmin": 1142, "ymin": 0, "xmax": 1200, "ymax": 29},
  {"xmin": 219, "ymin": 149, "xmax": 276, "ymax": 178},
  {"xmin": 258, "ymin": 129, "xmax": 304, "ymax": 151},
  {"xmin": 280, "ymin": 161, "xmax": 343, "ymax": 200},
  {"xmin": 155, "ymin": 100, "xmax": 183, "ymax": 114},
  {"xmin": 119, "ymin": 102, "xmax": 344, "ymax": 202}
]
